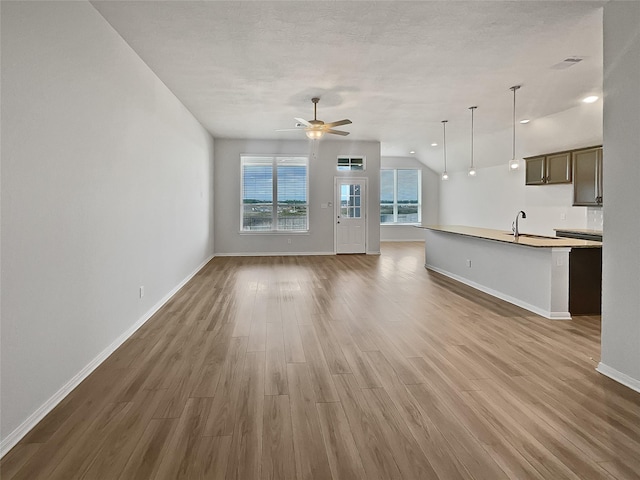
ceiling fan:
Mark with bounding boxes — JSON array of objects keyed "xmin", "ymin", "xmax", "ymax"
[{"xmin": 277, "ymin": 97, "xmax": 352, "ymax": 139}]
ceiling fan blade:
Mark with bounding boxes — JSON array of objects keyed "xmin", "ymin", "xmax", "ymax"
[
  {"xmin": 276, "ymin": 128, "xmax": 305, "ymax": 132},
  {"xmin": 325, "ymin": 129, "xmax": 350, "ymax": 136},
  {"xmin": 294, "ymin": 117, "xmax": 312, "ymax": 127},
  {"xmin": 324, "ymin": 119, "xmax": 352, "ymax": 128}
]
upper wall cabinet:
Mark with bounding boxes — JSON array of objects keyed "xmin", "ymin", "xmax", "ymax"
[
  {"xmin": 525, "ymin": 155, "xmax": 546, "ymax": 185},
  {"xmin": 573, "ymin": 147, "xmax": 603, "ymax": 206},
  {"xmin": 525, "ymin": 151, "xmax": 572, "ymax": 185}
]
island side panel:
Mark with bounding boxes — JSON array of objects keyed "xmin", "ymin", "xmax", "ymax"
[{"xmin": 423, "ymin": 229, "xmax": 571, "ymax": 319}]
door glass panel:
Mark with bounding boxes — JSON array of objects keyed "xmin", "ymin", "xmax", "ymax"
[{"xmin": 339, "ymin": 183, "xmax": 362, "ymax": 218}]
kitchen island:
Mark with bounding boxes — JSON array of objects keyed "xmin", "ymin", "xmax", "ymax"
[{"xmin": 419, "ymin": 225, "xmax": 602, "ymax": 319}]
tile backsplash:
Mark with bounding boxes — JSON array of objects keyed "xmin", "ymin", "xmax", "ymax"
[{"xmin": 587, "ymin": 207, "xmax": 604, "ymax": 230}]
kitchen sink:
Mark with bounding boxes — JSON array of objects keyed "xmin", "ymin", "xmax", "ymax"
[{"xmin": 504, "ymin": 233, "xmax": 560, "ymax": 240}]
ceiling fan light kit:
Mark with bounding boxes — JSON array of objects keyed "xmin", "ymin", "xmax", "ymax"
[
  {"xmin": 306, "ymin": 129, "xmax": 324, "ymax": 140},
  {"xmin": 278, "ymin": 97, "xmax": 352, "ymax": 140}
]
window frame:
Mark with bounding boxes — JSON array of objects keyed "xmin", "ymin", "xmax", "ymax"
[
  {"xmin": 240, "ymin": 155, "xmax": 309, "ymax": 233},
  {"xmin": 380, "ymin": 168, "xmax": 422, "ymax": 225},
  {"xmin": 337, "ymin": 156, "xmax": 366, "ymax": 172}
]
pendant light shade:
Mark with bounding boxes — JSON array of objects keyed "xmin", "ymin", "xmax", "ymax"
[
  {"xmin": 468, "ymin": 106, "xmax": 477, "ymax": 177},
  {"xmin": 509, "ymin": 85, "xmax": 521, "ymax": 170},
  {"xmin": 441, "ymin": 120, "xmax": 449, "ymax": 180}
]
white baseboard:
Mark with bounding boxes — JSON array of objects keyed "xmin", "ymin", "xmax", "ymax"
[
  {"xmin": 425, "ymin": 264, "xmax": 571, "ymax": 320},
  {"xmin": 0, "ymin": 254, "xmax": 214, "ymax": 458},
  {"xmin": 596, "ymin": 362, "xmax": 640, "ymax": 393},
  {"xmin": 214, "ymin": 251, "xmax": 334, "ymax": 257}
]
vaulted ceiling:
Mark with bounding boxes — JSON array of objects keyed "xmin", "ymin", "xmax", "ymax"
[{"xmin": 92, "ymin": 1, "xmax": 604, "ymax": 172}]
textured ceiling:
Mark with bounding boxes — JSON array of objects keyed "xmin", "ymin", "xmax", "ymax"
[{"xmin": 91, "ymin": 0, "xmax": 604, "ymax": 172}]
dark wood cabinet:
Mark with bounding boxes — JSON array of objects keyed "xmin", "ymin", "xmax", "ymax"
[
  {"xmin": 572, "ymin": 147, "xmax": 603, "ymax": 206},
  {"xmin": 546, "ymin": 152, "xmax": 572, "ymax": 184},
  {"xmin": 525, "ymin": 156, "xmax": 546, "ymax": 185},
  {"xmin": 569, "ymin": 248, "xmax": 602, "ymax": 315},
  {"xmin": 525, "ymin": 151, "xmax": 571, "ymax": 185}
]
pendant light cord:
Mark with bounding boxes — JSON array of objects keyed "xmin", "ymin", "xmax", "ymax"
[
  {"xmin": 469, "ymin": 106, "xmax": 476, "ymax": 168},
  {"xmin": 511, "ymin": 86, "xmax": 520, "ymax": 159},
  {"xmin": 442, "ymin": 120, "xmax": 448, "ymax": 171},
  {"xmin": 512, "ymin": 88, "xmax": 516, "ymax": 158}
]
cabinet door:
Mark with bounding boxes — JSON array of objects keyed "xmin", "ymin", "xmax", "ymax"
[
  {"xmin": 573, "ymin": 148, "xmax": 601, "ymax": 206},
  {"xmin": 525, "ymin": 156, "xmax": 546, "ymax": 185},
  {"xmin": 596, "ymin": 149, "xmax": 603, "ymax": 205},
  {"xmin": 546, "ymin": 152, "xmax": 572, "ymax": 184}
]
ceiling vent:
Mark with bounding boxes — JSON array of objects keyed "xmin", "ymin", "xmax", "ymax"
[{"xmin": 551, "ymin": 57, "xmax": 585, "ymax": 70}]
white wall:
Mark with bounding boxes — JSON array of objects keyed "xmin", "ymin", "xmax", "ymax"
[
  {"xmin": 214, "ymin": 138, "xmax": 380, "ymax": 255},
  {"xmin": 0, "ymin": 1, "xmax": 215, "ymax": 451},
  {"xmin": 380, "ymin": 157, "xmax": 439, "ymax": 241},
  {"xmin": 439, "ymin": 165, "xmax": 603, "ymax": 236},
  {"xmin": 439, "ymin": 102, "xmax": 604, "ymax": 236},
  {"xmin": 599, "ymin": 1, "xmax": 640, "ymax": 391}
]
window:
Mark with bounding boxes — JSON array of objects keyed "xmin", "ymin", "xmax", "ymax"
[
  {"xmin": 337, "ymin": 156, "xmax": 365, "ymax": 171},
  {"xmin": 380, "ymin": 169, "xmax": 421, "ymax": 224},
  {"xmin": 241, "ymin": 156, "xmax": 308, "ymax": 232}
]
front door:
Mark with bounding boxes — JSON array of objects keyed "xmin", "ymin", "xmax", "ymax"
[{"xmin": 335, "ymin": 178, "xmax": 367, "ymax": 254}]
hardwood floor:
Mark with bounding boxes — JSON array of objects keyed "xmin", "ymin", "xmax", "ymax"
[{"xmin": 2, "ymin": 242, "xmax": 639, "ymax": 479}]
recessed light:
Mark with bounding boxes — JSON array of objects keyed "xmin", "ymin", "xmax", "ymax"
[
  {"xmin": 520, "ymin": 119, "xmax": 530, "ymax": 124},
  {"xmin": 409, "ymin": 150, "xmax": 416, "ymax": 154},
  {"xmin": 431, "ymin": 143, "xmax": 438, "ymax": 147},
  {"xmin": 583, "ymin": 95, "xmax": 599, "ymax": 103}
]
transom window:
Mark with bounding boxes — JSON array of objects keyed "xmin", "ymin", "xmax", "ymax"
[
  {"xmin": 241, "ymin": 155, "xmax": 308, "ymax": 232},
  {"xmin": 337, "ymin": 156, "xmax": 365, "ymax": 171},
  {"xmin": 380, "ymin": 169, "xmax": 421, "ymax": 224}
]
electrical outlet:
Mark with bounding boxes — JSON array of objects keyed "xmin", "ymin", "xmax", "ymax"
[
  {"xmin": 287, "ymin": 238, "xmax": 292, "ymax": 244},
  {"xmin": 466, "ymin": 259, "xmax": 472, "ymax": 268},
  {"xmin": 560, "ymin": 212, "xmax": 566, "ymax": 220},
  {"xmin": 139, "ymin": 286, "xmax": 144, "ymax": 298}
]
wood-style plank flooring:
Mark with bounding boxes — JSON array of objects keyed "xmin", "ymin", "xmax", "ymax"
[{"xmin": 2, "ymin": 242, "xmax": 639, "ymax": 479}]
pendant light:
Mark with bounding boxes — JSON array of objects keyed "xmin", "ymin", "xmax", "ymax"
[
  {"xmin": 468, "ymin": 106, "xmax": 477, "ymax": 177},
  {"xmin": 441, "ymin": 120, "xmax": 449, "ymax": 180},
  {"xmin": 509, "ymin": 85, "xmax": 521, "ymax": 170}
]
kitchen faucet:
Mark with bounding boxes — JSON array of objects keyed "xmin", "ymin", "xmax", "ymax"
[{"xmin": 512, "ymin": 210, "xmax": 527, "ymax": 237}]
